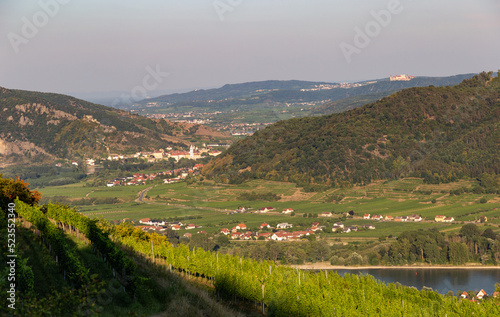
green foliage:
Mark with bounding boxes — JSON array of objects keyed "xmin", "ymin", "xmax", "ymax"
[
  {"xmin": 204, "ymin": 72, "xmax": 500, "ymax": 187},
  {"xmin": 237, "ymin": 191, "xmax": 281, "ymax": 201},
  {"xmin": 114, "ymin": 223, "xmax": 500, "ymax": 316},
  {"xmin": 15, "ymin": 200, "xmax": 90, "ymax": 287},
  {"xmin": 0, "ymin": 174, "xmax": 41, "ymax": 206}
]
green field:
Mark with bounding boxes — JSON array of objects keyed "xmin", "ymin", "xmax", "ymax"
[{"xmin": 36, "ymin": 177, "xmax": 500, "ymax": 239}]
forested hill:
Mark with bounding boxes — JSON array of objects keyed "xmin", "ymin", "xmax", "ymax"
[
  {"xmin": 203, "ymin": 72, "xmax": 500, "ymax": 187},
  {"xmin": 0, "ymin": 88, "xmax": 227, "ymax": 166},
  {"xmin": 131, "ymin": 74, "xmax": 475, "ymax": 112}
]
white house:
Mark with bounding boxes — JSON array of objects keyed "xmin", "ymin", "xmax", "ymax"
[
  {"xmin": 276, "ymin": 223, "xmax": 293, "ymax": 229},
  {"xmin": 271, "ymin": 232, "xmax": 288, "ymax": 241}
]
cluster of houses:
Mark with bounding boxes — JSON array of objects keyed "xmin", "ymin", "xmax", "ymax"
[
  {"xmin": 435, "ymin": 215, "xmax": 455, "ymax": 222},
  {"xmin": 138, "ymin": 218, "xmax": 205, "ymax": 233},
  {"xmin": 231, "ymin": 207, "xmax": 295, "ymax": 215},
  {"xmin": 460, "ymin": 290, "xmax": 499, "ymax": 302},
  {"xmin": 322, "ymin": 213, "xmax": 456, "ymax": 223},
  {"xmin": 257, "ymin": 207, "xmax": 295, "ymax": 214},
  {"xmin": 332, "ymin": 222, "xmax": 375, "ymax": 233},
  {"xmin": 106, "ymin": 145, "xmax": 222, "ymax": 163},
  {"xmin": 219, "ymin": 222, "xmax": 318, "ymax": 241},
  {"xmin": 361, "ymin": 213, "xmax": 424, "ymax": 222},
  {"xmin": 106, "ymin": 165, "xmax": 203, "ymax": 187}
]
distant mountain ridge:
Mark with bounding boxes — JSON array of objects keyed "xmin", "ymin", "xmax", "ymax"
[
  {"xmin": 0, "ymin": 88, "xmax": 228, "ymax": 167},
  {"xmin": 132, "ymin": 74, "xmax": 476, "ymax": 115},
  {"xmin": 202, "ymin": 72, "xmax": 500, "ymax": 187}
]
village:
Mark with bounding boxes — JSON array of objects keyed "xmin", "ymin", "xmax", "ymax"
[
  {"xmin": 133, "ymin": 205, "xmax": 468, "ymax": 242},
  {"xmin": 106, "ymin": 164, "xmax": 204, "ymax": 187}
]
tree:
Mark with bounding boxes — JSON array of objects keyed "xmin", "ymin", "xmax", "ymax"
[
  {"xmin": 0, "ymin": 175, "xmax": 41, "ymax": 207},
  {"xmin": 482, "ymin": 228, "xmax": 497, "ymax": 240},
  {"xmin": 217, "ymin": 234, "xmax": 230, "ymax": 247},
  {"xmin": 448, "ymin": 242, "xmax": 469, "ymax": 264},
  {"xmin": 460, "ymin": 223, "xmax": 481, "ymax": 239},
  {"xmin": 266, "ymin": 241, "xmax": 282, "ymax": 261}
]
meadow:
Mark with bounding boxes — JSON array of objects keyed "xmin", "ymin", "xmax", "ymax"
[{"xmin": 36, "ymin": 177, "xmax": 500, "ymax": 239}]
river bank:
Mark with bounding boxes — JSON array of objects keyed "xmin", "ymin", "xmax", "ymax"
[{"xmin": 291, "ymin": 262, "xmax": 500, "ymax": 270}]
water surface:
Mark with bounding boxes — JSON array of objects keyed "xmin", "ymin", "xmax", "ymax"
[{"xmin": 332, "ymin": 268, "xmax": 500, "ymax": 295}]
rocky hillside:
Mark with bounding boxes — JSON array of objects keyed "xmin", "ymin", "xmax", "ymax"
[{"xmin": 0, "ymin": 87, "xmax": 229, "ymax": 166}]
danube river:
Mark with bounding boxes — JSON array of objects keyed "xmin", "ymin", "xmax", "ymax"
[{"xmin": 333, "ymin": 268, "xmax": 500, "ymax": 294}]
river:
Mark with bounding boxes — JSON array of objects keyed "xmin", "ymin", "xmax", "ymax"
[{"xmin": 332, "ymin": 268, "xmax": 500, "ymax": 295}]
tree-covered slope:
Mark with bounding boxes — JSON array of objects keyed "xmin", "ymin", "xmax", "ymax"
[
  {"xmin": 134, "ymin": 74, "xmax": 474, "ymax": 113},
  {"xmin": 203, "ymin": 72, "xmax": 500, "ymax": 187},
  {"xmin": 0, "ymin": 88, "xmax": 227, "ymax": 165}
]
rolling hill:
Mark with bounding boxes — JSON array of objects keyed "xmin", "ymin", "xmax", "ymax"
[
  {"xmin": 0, "ymin": 87, "xmax": 229, "ymax": 167},
  {"xmin": 202, "ymin": 72, "xmax": 500, "ymax": 188},
  {"xmin": 131, "ymin": 74, "xmax": 475, "ymax": 116}
]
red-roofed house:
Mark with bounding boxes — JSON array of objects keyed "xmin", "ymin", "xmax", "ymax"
[
  {"xmin": 476, "ymin": 289, "xmax": 488, "ymax": 300},
  {"xmin": 271, "ymin": 232, "xmax": 288, "ymax": 241},
  {"xmin": 435, "ymin": 215, "xmax": 446, "ymax": 222},
  {"xmin": 171, "ymin": 225, "xmax": 181, "ymax": 230},
  {"xmin": 236, "ymin": 223, "xmax": 247, "ymax": 230},
  {"xmin": 231, "ymin": 232, "xmax": 242, "ymax": 239},
  {"xmin": 363, "ymin": 214, "xmax": 371, "ymax": 219},
  {"xmin": 242, "ymin": 231, "xmax": 253, "ymax": 240},
  {"xmin": 139, "ymin": 218, "xmax": 152, "ymax": 225},
  {"xmin": 220, "ymin": 228, "xmax": 230, "ymax": 235},
  {"xmin": 258, "ymin": 232, "xmax": 273, "ymax": 240},
  {"xmin": 260, "ymin": 223, "xmax": 270, "ymax": 229},
  {"xmin": 259, "ymin": 207, "xmax": 274, "ymax": 213},
  {"xmin": 186, "ymin": 224, "xmax": 196, "ymax": 230},
  {"xmin": 282, "ymin": 208, "xmax": 294, "ymax": 214}
]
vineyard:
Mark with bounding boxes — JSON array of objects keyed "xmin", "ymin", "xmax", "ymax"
[
  {"xmin": 112, "ymin": 223, "xmax": 500, "ymax": 315},
  {"xmin": 15, "ymin": 199, "xmax": 136, "ymax": 293},
  {"xmin": 13, "ymin": 200, "xmax": 500, "ymax": 316},
  {"xmin": 9, "ymin": 200, "xmax": 245, "ymax": 316}
]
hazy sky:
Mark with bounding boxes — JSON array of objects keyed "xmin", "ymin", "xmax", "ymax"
[{"xmin": 1, "ymin": 0, "xmax": 499, "ymax": 98}]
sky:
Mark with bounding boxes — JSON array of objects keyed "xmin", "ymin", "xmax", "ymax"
[{"xmin": 1, "ymin": 0, "xmax": 499, "ymax": 101}]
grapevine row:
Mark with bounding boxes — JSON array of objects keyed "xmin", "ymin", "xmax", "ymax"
[
  {"xmin": 44, "ymin": 203, "xmax": 136, "ymax": 277},
  {"xmin": 114, "ymin": 224, "xmax": 500, "ymax": 316},
  {"xmin": 15, "ymin": 199, "xmax": 89, "ymax": 287}
]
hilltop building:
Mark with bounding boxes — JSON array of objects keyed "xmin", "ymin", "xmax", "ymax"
[{"xmin": 390, "ymin": 74, "xmax": 415, "ymax": 81}]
